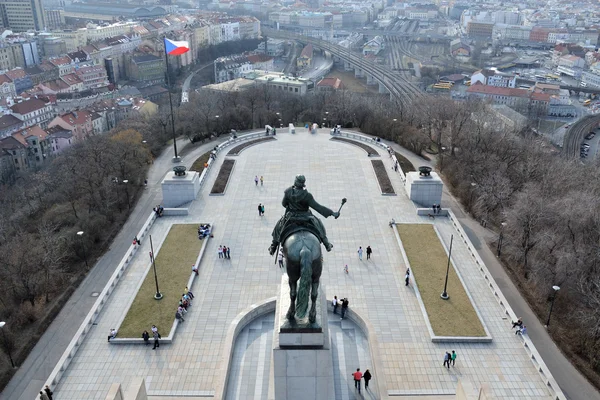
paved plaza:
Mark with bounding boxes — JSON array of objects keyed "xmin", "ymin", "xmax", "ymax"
[{"xmin": 53, "ymin": 132, "xmax": 555, "ymax": 399}]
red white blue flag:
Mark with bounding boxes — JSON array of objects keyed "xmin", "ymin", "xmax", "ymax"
[{"xmin": 164, "ymin": 38, "xmax": 189, "ymax": 56}]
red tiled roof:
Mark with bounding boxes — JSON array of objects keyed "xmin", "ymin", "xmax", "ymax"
[
  {"xmin": 300, "ymin": 44, "xmax": 313, "ymax": 58},
  {"xmin": 317, "ymin": 77, "xmax": 343, "ymax": 89},
  {"xmin": 247, "ymin": 54, "xmax": 273, "ymax": 63},
  {"xmin": 60, "ymin": 110, "xmax": 92, "ymax": 126},
  {"xmin": 10, "ymin": 98, "xmax": 48, "ymax": 114},
  {"xmin": 0, "ymin": 74, "xmax": 12, "ymax": 85},
  {"xmin": 5, "ymin": 68, "xmax": 26, "ymax": 80},
  {"xmin": 467, "ymin": 82, "xmax": 529, "ymax": 98},
  {"xmin": 49, "ymin": 56, "xmax": 72, "ymax": 67}
]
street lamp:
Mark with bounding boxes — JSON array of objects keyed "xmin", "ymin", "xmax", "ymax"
[
  {"xmin": 122, "ymin": 180, "xmax": 130, "ymax": 209},
  {"xmin": 470, "ymin": 182, "xmax": 477, "ymax": 208},
  {"xmin": 545, "ymin": 285, "xmax": 561, "ymax": 327},
  {"xmin": 76, "ymin": 231, "xmax": 88, "ymax": 268},
  {"xmin": 497, "ymin": 222, "xmax": 507, "ymax": 257},
  {"xmin": 0, "ymin": 321, "xmax": 15, "ymax": 368},
  {"xmin": 440, "ymin": 234, "xmax": 454, "ymax": 300},
  {"xmin": 149, "ymin": 235, "xmax": 162, "ymax": 300}
]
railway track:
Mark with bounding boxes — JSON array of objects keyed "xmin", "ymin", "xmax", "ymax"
[
  {"xmin": 563, "ymin": 115, "xmax": 600, "ymax": 158},
  {"xmin": 264, "ymin": 29, "xmax": 423, "ymax": 105}
]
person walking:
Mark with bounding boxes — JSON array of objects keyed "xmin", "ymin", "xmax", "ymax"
[
  {"xmin": 344, "ymin": 264, "xmax": 348, "ymax": 274},
  {"xmin": 39, "ymin": 391, "xmax": 50, "ymax": 400},
  {"xmin": 260, "ymin": 204, "xmax": 265, "ymax": 216},
  {"xmin": 260, "ymin": 176, "xmax": 264, "ymax": 186},
  {"xmin": 341, "ymin": 298, "xmax": 349, "ymax": 319},
  {"xmin": 332, "ymin": 296, "xmax": 338, "ymax": 314},
  {"xmin": 222, "ymin": 246, "xmax": 228, "ymax": 259},
  {"xmin": 363, "ymin": 369, "xmax": 372, "ymax": 390},
  {"xmin": 218, "ymin": 246, "xmax": 223, "ymax": 259},
  {"xmin": 255, "ymin": 176, "xmax": 259, "ymax": 186},
  {"xmin": 357, "ymin": 246, "xmax": 363, "ymax": 261},
  {"xmin": 278, "ymin": 249, "xmax": 284, "ymax": 268},
  {"xmin": 443, "ymin": 352, "xmax": 450, "ymax": 369},
  {"xmin": 405, "ymin": 268, "xmax": 410, "ymax": 286},
  {"xmin": 226, "ymin": 246, "xmax": 231, "ymax": 259},
  {"xmin": 44, "ymin": 385, "xmax": 54, "ymax": 400},
  {"xmin": 451, "ymin": 350, "xmax": 457, "ymax": 366},
  {"xmin": 258, "ymin": 203, "xmax": 262, "ymax": 216},
  {"xmin": 152, "ymin": 329, "xmax": 161, "ymax": 349},
  {"xmin": 366, "ymin": 246, "xmax": 372, "ymax": 260},
  {"xmin": 352, "ymin": 368, "xmax": 363, "ymax": 392}
]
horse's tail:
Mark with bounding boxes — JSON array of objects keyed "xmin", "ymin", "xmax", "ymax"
[{"xmin": 295, "ymin": 246, "xmax": 312, "ymax": 318}]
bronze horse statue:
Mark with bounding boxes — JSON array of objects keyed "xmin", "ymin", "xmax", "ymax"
[{"xmin": 282, "ymin": 230, "xmax": 323, "ymax": 323}]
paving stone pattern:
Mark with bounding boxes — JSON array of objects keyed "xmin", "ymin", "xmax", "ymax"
[{"xmin": 53, "ymin": 133, "xmax": 553, "ymax": 399}]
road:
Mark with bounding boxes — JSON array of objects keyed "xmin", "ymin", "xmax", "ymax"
[
  {"xmin": 181, "ymin": 62, "xmax": 212, "ymax": 103},
  {"xmin": 299, "ymin": 53, "xmax": 333, "ymax": 80},
  {"xmin": 562, "ymin": 114, "xmax": 600, "ymax": 158},
  {"xmin": 0, "ymin": 136, "xmax": 230, "ymax": 400},
  {"xmin": 376, "ymin": 136, "xmax": 600, "ymax": 400}
]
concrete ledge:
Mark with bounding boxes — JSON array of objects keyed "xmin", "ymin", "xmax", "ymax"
[
  {"xmin": 213, "ymin": 297, "xmax": 277, "ymax": 400},
  {"xmin": 111, "ymin": 223, "xmax": 212, "ymax": 344},
  {"xmin": 446, "ymin": 210, "xmax": 567, "ymax": 400},
  {"xmin": 41, "ymin": 211, "xmax": 159, "ymax": 395},
  {"xmin": 161, "ymin": 208, "xmax": 189, "ymax": 216},
  {"xmin": 417, "ymin": 208, "xmax": 449, "ymax": 217},
  {"xmin": 392, "ymin": 223, "xmax": 492, "ymax": 343}
]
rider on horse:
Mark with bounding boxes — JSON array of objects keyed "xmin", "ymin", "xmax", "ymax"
[{"xmin": 269, "ymin": 175, "xmax": 339, "ymax": 256}]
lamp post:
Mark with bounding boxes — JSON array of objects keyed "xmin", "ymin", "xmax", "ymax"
[
  {"xmin": 149, "ymin": 235, "xmax": 163, "ymax": 300},
  {"xmin": 0, "ymin": 321, "xmax": 15, "ymax": 368},
  {"xmin": 545, "ymin": 285, "xmax": 561, "ymax": 327},
  {"xmin": 122, "ymin": 180, "xmax": 130, "ymax": 209},
  {"xmin": 470, "ymin": 182, "xmax": 477, "ymax": 208},
  {"xmin": 76, "ymin": 231, "xmax": 88, "ymax": 268},
  {"xmin": 440, "ymin": 234, "xmax": 454, "ymax": 300},
  {"xmin": 497, "ymin": 222, "xmax": 507, "ymax": 257},
  {"xmin": 325, "ymin": 111, "xmax": 329, "ymax": 128}
]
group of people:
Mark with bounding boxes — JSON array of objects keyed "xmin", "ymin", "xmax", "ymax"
[
  {"xmin": 357, "ymin": 246, "xmax": 373, "ymax": 261},
  {"xmin": 38, "ymin": 385, "xmax": 53, "ymax": 400},
  {"xmin": 258, "ymin": 203, "xmax": 265, "ymax": 216},
  {"xmin": 512, "ymin": 317, "xmax": 527, "ymax": 335},
  {"xmin": 443, "ymin": 350, "xmax": 457, "ymax": 369},
  {"xmin": 153, "ymin": 204, "xmax": 164, "ymax": 217},
  {"xmin": 176, "ymin": 288, "xmax": 195, "ymax": 323},
  {"xmin": 141, "ymin": 325, "xmax": 161, "ymax": 349},
  {"xmin": 198, "ymin": 224, "xmax": 212, "ymax": 239},
  {"xmin": 218, "ymin": 245, "xmax": 231, "ymax": 259},
  {"xmin": 352, "ymin": 368, "xmax": 372, "ymax": 393},
  {"xmin": 332, "ymin": 296, "xmax": 350, "ymax": 319}
]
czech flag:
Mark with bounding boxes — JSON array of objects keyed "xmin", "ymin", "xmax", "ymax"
[{"xmin": 164, "ymin": 38, "xmax": 189, "ymax": 56}]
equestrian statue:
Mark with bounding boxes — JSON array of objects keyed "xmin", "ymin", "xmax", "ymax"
[{"xmin": 270, "ymin": 175, "xmax": 346, "ymax": 324}]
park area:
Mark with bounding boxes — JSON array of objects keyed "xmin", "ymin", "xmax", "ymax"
[
  {"xmin": 118, "ymin": 224, "xmax": 203, "ymax": 338},
  {"xmin": 396, "ymin": 224, "xmax": 486, "ymax": 337}
]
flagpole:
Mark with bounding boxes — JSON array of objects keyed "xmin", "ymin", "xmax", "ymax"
[{"xmin": 164, "ymin": 36, "xmax": 180, "ymax": 162}]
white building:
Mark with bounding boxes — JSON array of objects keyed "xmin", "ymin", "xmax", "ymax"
[
  {"xmin": 471, "ymin": 69, "xmax": 516, "ymax": 88},
  {"xmin": 363, "ymin": 36, "xmax": 384, "ymax": 56}
]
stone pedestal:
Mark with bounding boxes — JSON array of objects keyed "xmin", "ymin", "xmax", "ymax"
[
  {"xmin": 161, "ymin": 171, "xmax": 201, "ymax": 208},
  {"xmin": 272, "ymin": 275, "xmax": 334, "ymax": 400},
  {"xmin": 405, "ymin": 171, "xmax": 443, "ymax": 207}
]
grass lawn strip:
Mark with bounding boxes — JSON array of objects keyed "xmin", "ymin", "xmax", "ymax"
[
  {"xmin": 227, "ymin": 137, "xmax": 275, "ymax": 155},
  {"xmin": 371, "ymin": 160, "xmax": 395, "ymax": 194},
  {"xmin": 396, "ymin": 224, "xmax": 486, "ymax": 337},
  {"xmin": 394, "ymin": 151, "xmax": 416, "ymax": 174},
  {"xmin": 190, "ymin": 151, "xmax": 211, "ymax": 172},
  {"xmin": 330, "ymin": 137, "xmax": 380, "ymax": 156},
  {"xmin": 118, "ymin": 224, "xmax": 202, "ymax": 338},
  {"xmin": 210, "ymin": 159, "xmax": 235, "ymax": 194}
]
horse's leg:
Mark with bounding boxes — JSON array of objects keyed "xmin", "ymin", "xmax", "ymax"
[
  {"xmin": 308, "ymin": 279, "xmax": 319, "ymax": 323},
  {"xmin": 286, "ymin": 278, "xmax": 297, "ymax": 320}
]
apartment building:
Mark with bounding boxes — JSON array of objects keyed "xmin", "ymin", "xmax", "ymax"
[
  {"xmin": 0, "ymin": 0, "xmax": 45, "ymax": 32},
  {"xmin": 10, "ymin": 98, "xmax": 54, "ymax": 128}
]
